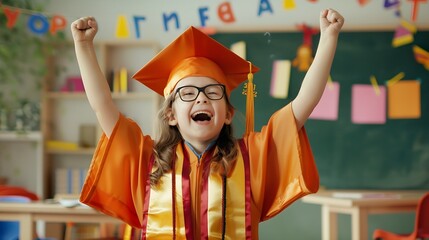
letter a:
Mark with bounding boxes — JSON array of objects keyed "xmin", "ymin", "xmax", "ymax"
[
  {"xmin": 258, "ymin": 0, "xmax": 274, "ymax": 16},
  {"xmin": 116, "ymin": 15, "xmax": 129, "ymax": 38}
]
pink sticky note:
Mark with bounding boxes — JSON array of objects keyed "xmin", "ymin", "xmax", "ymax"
[
  {"xmin": 351, "ymin": 84, "xmax": 386, "ymax": 124},
  {"xmin": 309, "ymin": 82, "xmax": 340, "ymax": 120}
]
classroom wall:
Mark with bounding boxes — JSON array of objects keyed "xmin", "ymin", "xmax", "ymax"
[{"xmin": 37, "ymin": 0, "xmax": 429, "ymax": 239}]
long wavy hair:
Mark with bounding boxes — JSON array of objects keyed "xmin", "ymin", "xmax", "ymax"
[{"xmin": 150, "ymin": 93, "xmax": 238, "ymax": 186}]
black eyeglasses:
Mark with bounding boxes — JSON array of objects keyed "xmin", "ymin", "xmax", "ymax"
[{"xmin": 175, "ymin": 84, "xmax": 226, "ymax": 102}]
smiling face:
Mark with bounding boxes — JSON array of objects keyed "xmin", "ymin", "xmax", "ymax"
[{"xmin": 168, "ymin": 76, "xmax": 234, "ymax": 152}]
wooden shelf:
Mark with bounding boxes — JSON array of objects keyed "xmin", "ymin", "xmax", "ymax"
[
  {"xmin": 0, "ymin": 131, "xmax": 42, "ymax": 141},
  {"xmin": 46, "ymin": 91, "xmax": 155, "ymax": 100}
]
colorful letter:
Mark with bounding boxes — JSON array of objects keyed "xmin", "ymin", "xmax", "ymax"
[
  {"xmin": 133, "ymin": 16, "xmax": 146, "ymax": 38},
  {"xmin": 218, "ymin": 2, "xmax": 235, "ymax": 23},
  {"xmin": 258, "ymin": 0, "xmax": 274, "ymax": 16},
  {"xmin": 116, "ymin": 15, "xmax": 130, "ymax": 38},
  {"xmin": 3, "ymin": 6, "xmax": 21, "ymax": 29},
  {"xmin": 163, "ymin": 12, "xmax": 180, "ymax": 31},
  {"xmin": 49, "ymin": 15, "xmax": 67, "ymax": 35},
  {"xmin": 27, "ymin": 14, "xmax": 49, "ymax": 35},
  {"xmin": 199, "ymin": 7, "xmax": 210, "ymax": 27}
]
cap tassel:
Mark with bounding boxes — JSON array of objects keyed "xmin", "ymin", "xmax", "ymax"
[{"xmin": 243, "ymin": 61, "xmax": 256, "ymax": 136}]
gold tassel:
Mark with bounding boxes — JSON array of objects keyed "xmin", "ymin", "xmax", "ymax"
[{"xmin": 244, "ymin": 61, "xmax": 256, "ymax": 135}]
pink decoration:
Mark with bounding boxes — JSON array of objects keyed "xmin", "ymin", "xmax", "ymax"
[
  {"xmin": 351, "ymin": 84, "xmax": 386, "ymax": 124},
  {"xmin": 309, "ymin": 82, "xmax": 340, "ymax": 120}
]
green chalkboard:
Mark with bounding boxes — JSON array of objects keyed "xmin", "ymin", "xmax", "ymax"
[{"xmin": 213, "ymin": 30, "xmax": 429, "ymax": 190}]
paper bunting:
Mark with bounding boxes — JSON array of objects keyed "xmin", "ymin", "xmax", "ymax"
[
  {"xmin": 392, "ymin": 19, "xmax": 417, "ymax": 47},
  {"xmin": 358, "ymin": 0, "xmax": 372, "ymax": 6},
  {"xmin": 283, "ymin": 0, "xmax": 296, "ymax": 9},
  {"xmin": 0, "ymin": 4, "xmax": 67, "ymax": 35},
  {"xmin": 413, "ymin": 45, "xmax": 429, "ymax": 70},
  {"xmin": 384, "ymin": 0, "xmax": 401, "ymax": 8},
  {"xmin": 3, "ymin": 6, "xmax": 21, "ymax": 29},
  {"xmin": 407, "ymin": 0, "xmax": 427, "ymax": 22},
  {"xmin": 116, "ymin": 15, "xmax": 130, "ymax": 38}
]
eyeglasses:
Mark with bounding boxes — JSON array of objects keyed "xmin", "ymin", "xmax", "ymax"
[{"xmin": 175, "ymin": 84, "xmax": 226, "ymax": 102}]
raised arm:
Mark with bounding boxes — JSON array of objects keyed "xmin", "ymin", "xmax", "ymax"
[
  {"xmin": 71, "ymin": 17, "xmax": 119, "ymax": 137},
  {"xmin": 292, "ymin": 9, "xmax": 344, "ymax": 129}
]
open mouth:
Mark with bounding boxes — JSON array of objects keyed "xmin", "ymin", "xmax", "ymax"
[{"xmin": 192, "ymin": 111, "xmax": 212, "ymax": 121}]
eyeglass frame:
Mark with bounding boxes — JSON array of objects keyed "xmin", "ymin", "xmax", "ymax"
[{"xmin": 174, "ymin": 83, "xmax": 226, "ymax": 102}]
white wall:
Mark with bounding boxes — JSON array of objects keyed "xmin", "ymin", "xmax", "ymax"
[{"xmin": 46, "ymin": 0, "xmax": 429, "ymax": 46}]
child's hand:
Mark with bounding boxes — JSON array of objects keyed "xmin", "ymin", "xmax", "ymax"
[
  {"xmin": 320, "ymin": 9, "xmax": 344, "ymax": 37},
  {"xmin": 71, "ymin": 17, "xmax": 98, "ymax": 43}
]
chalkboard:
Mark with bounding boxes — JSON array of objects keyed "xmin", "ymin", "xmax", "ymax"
[{"xmin": 213, "ymin": 31, "xmax": 429, "ymax": 190}]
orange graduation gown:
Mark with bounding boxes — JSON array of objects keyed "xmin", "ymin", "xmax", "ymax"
[{"xmin": 80, "ymin": 103, "xmax": 319, "ymax": 239}]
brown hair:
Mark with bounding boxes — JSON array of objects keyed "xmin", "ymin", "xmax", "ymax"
[{"xmin": 150, "ymin": 93, "xmax": 238, "ymax": 186}]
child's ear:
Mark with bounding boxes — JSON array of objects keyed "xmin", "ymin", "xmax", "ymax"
[
  {"xmin": 167, "ymin": 108, "xmax": 178, "ymax": 126},
  {"xmin": 225, "ymin": 109, "xmax": 234, "ymax": 125}
]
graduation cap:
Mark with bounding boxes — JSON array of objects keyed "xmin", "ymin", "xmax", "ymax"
[{"xmin": 132, "ymin": 26, "xmax": 260, "ymax": 134}]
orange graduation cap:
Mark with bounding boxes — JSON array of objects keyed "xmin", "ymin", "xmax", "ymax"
[{"xmin": 132, "ymin": 26, "xmax": 259, "ymax": 134}]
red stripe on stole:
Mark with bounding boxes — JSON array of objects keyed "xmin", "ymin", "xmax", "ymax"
[
  {"xmin": 141, "ymin": 155, "xmax": 155, "ymax": 239},
  {"xmin": 200, "ymin": 148, "xmax": 215, "ymax": 239},
  {"xmin": 239, "ymin": 139, "xmax": 252, "ymax": 239},
  {"xmin": 181, "ymin": 144, "xmax": 193, "ymax": 240}
]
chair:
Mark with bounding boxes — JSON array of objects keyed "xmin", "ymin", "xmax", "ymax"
[
  {"xmin": 373, "ymin": 192, "xmax": 429, "ymax": 240},
  {"xmin": 0, "ymin": 195, "xmax": 32, "ymax": 240}
]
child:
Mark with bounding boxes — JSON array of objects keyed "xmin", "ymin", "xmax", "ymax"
[{"xmin": 71, "ymin": 8, "xmax": 344, "ymax": 239}]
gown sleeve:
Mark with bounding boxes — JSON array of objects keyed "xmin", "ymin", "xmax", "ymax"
[
  {"xmin": 245, "ymin": 103, "xmax": 319, "ymax": 221},
  {"xmin": 79, "ymin": 113, "xmax": 154, "ymax": 228}
]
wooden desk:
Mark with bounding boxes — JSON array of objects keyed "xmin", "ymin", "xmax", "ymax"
[
  {"xmin": 0, "ymin": 201, "xmax": 121, "ymax": 239},
  {"xmin": 301, "ymin": 190, "xmax": 427, "ymax": 240}
]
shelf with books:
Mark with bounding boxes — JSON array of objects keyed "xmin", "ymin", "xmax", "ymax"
[{"xmin": 41, "ymin": 40, "xmax": 161, "ymax": 198}]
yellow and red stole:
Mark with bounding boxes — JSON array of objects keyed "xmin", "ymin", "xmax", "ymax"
[{"xmin": 141, "ymin": 140, "xmax": 251, "ymax": 239}]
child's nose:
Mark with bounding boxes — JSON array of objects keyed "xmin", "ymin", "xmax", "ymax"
[{"xmin": 196, "ymin": 91, "xmax": 209, "ymax": 103}]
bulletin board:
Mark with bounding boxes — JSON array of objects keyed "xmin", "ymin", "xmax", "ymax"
[{"xmin": 213, "ymin": 30, "xmax": 429, "ymax": 190}]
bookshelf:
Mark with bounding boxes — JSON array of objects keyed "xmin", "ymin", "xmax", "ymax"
[
  {"xmin": 41, "ymin": 40, "xmax": 161, "ymax": 199},
  {"xmin": 0, "ymin": 131, "xmax": 44, "ymax": 197}
]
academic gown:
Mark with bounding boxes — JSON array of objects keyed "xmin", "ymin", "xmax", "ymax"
[{"xmin": 80, "ymin": 103, "xmax": 319, "ymax": 239}]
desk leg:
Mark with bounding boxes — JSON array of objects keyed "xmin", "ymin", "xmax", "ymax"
[
  {"xmin": 322, "ymin": 205, "xmax": 338, "ymax": 240},
  {"xmin": 351, "ymin": 207, "xmax": 368, "ymax": 240},
  {"xmin": 19, "ymin": 214, "xmax": 33, "ymax": 240}
]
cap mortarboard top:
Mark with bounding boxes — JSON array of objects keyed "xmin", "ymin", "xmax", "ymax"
[{"xmin": 132, "ymin": 26, "xmax": 259, "ymax": 97}]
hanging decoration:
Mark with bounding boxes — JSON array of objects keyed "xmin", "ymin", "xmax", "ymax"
[
  {"xmin": 292, "ymin": 24, "xmax": 318, "ymax": 72},
  {"xmin": 413, "ymin": 45, "xmax": 429, "ymax": 70},
  {"xmin": 358, "ymin": 0, "xmax": 372, "ymax": 6},
  {"xmin": 0, "ymin": 4, "xmax": 67, "ymax": 35},
  {"xmin": 392, "ymin": 19, "xmax": 417, "ymax": 47}
]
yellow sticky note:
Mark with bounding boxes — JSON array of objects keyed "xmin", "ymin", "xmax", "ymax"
[
  {"xmin": 283, "ymin": 0, "xmax": 296, "ymax": 9},
  {"xmin": 270, "ymin": 60, "xmax": 291, "ymax": 99},
  {"xmin": 388, "ymin": 80, "xmax": 421, "ymax": 119},
  {"xmin": 116, "ymin": 15, "xmax": 129, "ymax": 38},
  {"xmin": 230, "ymin": 41, "xmax": 246, "ymax": 60}
]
